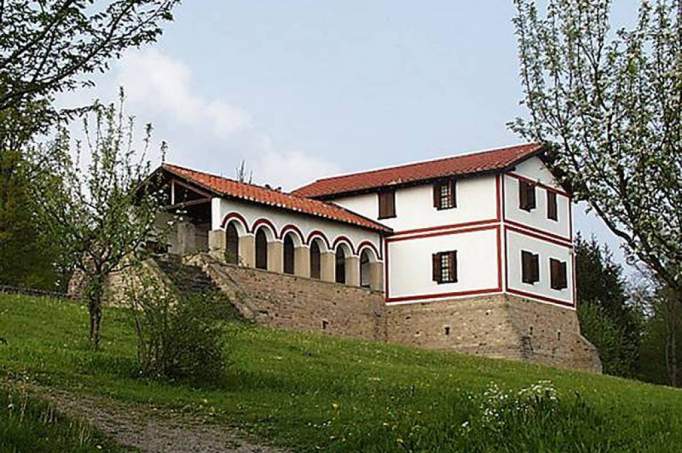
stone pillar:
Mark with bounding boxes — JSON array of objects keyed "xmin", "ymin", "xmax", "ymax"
[
  {"xmin": 320, "ymin": 252, "xmax": 336, "ymax": 282},
  {"xmin": 239, "ymin": 234, "xmax": 255, "ymax": 268},
  {"xmin": 267, "ymin": 240, "xmax": 283, "ymax": 273},
  {"xmin": 208, "ymin": 229, "xmax": 225, "ymax": 259},
  {"xmin": 176, "ymin": 221, "xmax": 196, "ymax": 254},
  {"xmin": 345, "ymin": 256, "xmax": 360, "ymax": 286},
  {"xmin": 294, "ymin": 246, "xmax": 310, "ymax": 277},
  {"xmin": 369, "ymin": 262, "xmax": 384, "ymax": 291}
]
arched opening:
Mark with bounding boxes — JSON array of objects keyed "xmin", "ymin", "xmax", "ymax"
[
  {"xmin": 283, "ymin": 234, "xmax": 295, "ymax": 275},
  {"xmin": 255, "ymin": 228, "xmax": 268, "ymax": 270},
  {"xmin": 310, "ymin": 240, "xmax": 321, "ymax": 279},
  {"xmin": 225, "ymin": 222, "xmax": 240, "ymax": 264},
  {"xmin": 360, "ymin": 249, "xmax": 372, "ymax": 288},
  {"xmin": 335, "ymin": 247, "xmax": 347, "ymax": 284}
]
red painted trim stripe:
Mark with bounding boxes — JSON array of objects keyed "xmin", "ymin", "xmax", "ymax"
[
  {"xmin": 387, "ymin": 223, "xmax": 499, "ymax": 243},
  {"xmin": 505, "ymin": 219, "xmax": 571, "ymax": 243},
  {"xmin": 507, "ymin": 288, "xmax": 575, "ymax": 308},
  {"xmin": 505, "ymin": 224, "xmax": 573, "ymax": 248},
  {"xmin": 391, "ymin": 218, "xmax": 498, "ymax": 237},
  {"xmin": 384, "ymin": 238, "xmax": 390, "ymax": 298},
  {"xmin": 495, "ymin": 174, "xmax": 501, "ymax": 221},
  {"xmin": 385, "ymin": 287, "xmax": 502, "ymax": 303},
  {"xmin": 496, "ymin": 225, "xmax": 503, "ymax": 290},
  {"xmin": 221, "ymin": 212, "xmax": 250, "ymax": 231}
]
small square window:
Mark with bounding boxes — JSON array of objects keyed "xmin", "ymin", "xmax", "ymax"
[
  {"xmin": 550, "ymin": 258, "xmax": 568, "ymax": 290},
  {"xmin": 547, "ymin": 190, "xmax": 558, "ymax": 221},
  {"xmin": 519, "ymin": 180, "xmax": 536, "ymax": 211},
  {"xmin": 432, "ymin": 250, "xmax": 458, "ymax": 284},
  {"xmin": 378, "ymin": 190, "xmax": 396, "ymax": 219},
  {"xmin": 433, "ymin": 179, "xmax": 456, "ymax": 210},
  {"xmin": 521, "ymin": 250, "xmax": 540, "ymax": 284}
]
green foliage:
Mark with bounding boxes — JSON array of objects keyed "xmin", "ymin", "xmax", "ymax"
[
  {"xmin": 0, "ymin": 386, "xmax": 125, "ymax": 452},
  {"xmin": 32, "ymin": 93, "xmax": 167, "ymax": 348},
  {"xmin": 639, "ymin": 289, "xmax": 682, "ymax": 387},
  {"xmin": 512, "ymin": 0, "xmax": 682, "ymax": 297},
  {"xmin": 0, "ymin": 149, "xmax": 62, "ymax": 290},
  {"xmin": 575, "ymin": 235, "xmax": 642, "ymax": 377},
  {"xmin": 0, "ymin": 0, "xmax": 179, "ymax": 114},
  {"xmin": 128, "ymin": 274, "xmax": 228, "ymax": 386},
  {"xmin": 3, "ymin": 294, "xmax": 682, "ymax": 451}
]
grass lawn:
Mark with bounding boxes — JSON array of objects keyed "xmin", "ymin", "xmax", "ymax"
[{"xmin": 1, "ymin": 293, "xmax": 681, "ymax": 452}]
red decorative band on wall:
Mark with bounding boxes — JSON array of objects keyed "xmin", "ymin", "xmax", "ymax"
[
  {"xmin": 390, "ymin": 218, "xmax": 499, "ymax": 237},
  {"xmin": 507, "ymin": 288, "xmax": 575, "ymax": 308},
  {"xmin": 357, "ymin": 240, "xmax": 382, "ymax": 260},
  {"xmin": 221, "ymin": 212, "xmax": 250, "ymax": 231},
  {"xmin": 332, "ymin": 235, "xmax": 356, "ymax": 255},
  {"xmin": 306, "ymin": 230, "xmax": 332, "ymax": 250},
  {"xmin": 385, "ymin": 287, "xmax": 503, "ymax": 304},
  {"xmin": 505, "ymin": 224, "xmax": 573, "ymax": 248},
  {"xmin": 279, "ymin": 224, "xmax": 306, "ymax": 243},
  {"xmin": 504, "ymin": 219, "xmax": 571, "ymax": 244},
  {"xmin": 386, "ymin": 223, "xmax": 499, "ymax": 243}
]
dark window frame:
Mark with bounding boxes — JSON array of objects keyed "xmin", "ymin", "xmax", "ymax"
[
  {"xmin": 378, "ymin": 189, "xmax": 396, "ymax": 219},
  {"xmin": 432, "ymin": 250, "xmax": 458, "ymax": 284},
  {"xmin": 550, "ymin": 258, "xmax": 568, "ymax": 290},
  {"xmin": 521, "ymin": 250, "xmax": 540, "ymax": 284},
  {"xmin": 519, "ymin": 180, "xmax": 537, "ymax": 211},
  {"xmin": 547, "ymin": 189, "xmax": 558, "ymax": 221},
  {"xmin": 433, "ymin": 179, "xmax": 457, "ymax": 210}
]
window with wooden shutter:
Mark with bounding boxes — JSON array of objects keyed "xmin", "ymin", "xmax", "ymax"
[
  {"xmin": 547, "ymin": 190, "xmax": 558, "ymax": 221},
  {"xmin": 522, "ymin": 250, "xmax": 540, "ymax": 284},
  {"xmin": 432, "ymin": 250, "xmax": 457, "ymax": 284},
  {"xmin": 550, "ymin": 258, "xmax": 567, "ymax": 290},
  {"xmin": 378, "ymin": 190, "xmax": 396, "ymax": 219},
  {"xmin": 433, "ymin": 179, "xmax": 456, "ymax": 210},
  {"xmin": 519, "ymin": 180, "xmax": 536, "ymax": 211}
]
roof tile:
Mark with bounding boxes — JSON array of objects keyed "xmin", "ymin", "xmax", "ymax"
[
  {"xmin": 292, "ymin": 143, "xmax": 542, "ymax": 198},
  {"xmin": 161, "ymin": 163, "xmax": 391, "ymax": 233}
]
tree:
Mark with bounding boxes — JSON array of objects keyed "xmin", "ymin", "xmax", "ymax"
[
  {"xmin": 574, "ymin": 235, "xmax": 642, "ymax": 376},
  {"xmin": 32, "ymin": 93, "xmax": 165, "ymax": 348},
  {"xmin": 512, "ymin": 0, "xmax": 682, "ymax": 300},
  {"xmin": 0, "ymin": 0, "xmax": 180, "ymax": 114}
]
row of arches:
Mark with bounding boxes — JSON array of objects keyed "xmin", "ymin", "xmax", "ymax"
[{"xmin": 221, "ymin": 216, "xmax": 383, "ymax": 290}]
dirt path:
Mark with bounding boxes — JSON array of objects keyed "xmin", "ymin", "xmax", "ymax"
[{"xmin": 33, "ymin": 386, "xmax": 287, "ymax": 453}]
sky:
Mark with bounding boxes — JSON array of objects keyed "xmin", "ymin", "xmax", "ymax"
[{"xmin": 60, "ymin": 1, "xmax": 640, "ymax": 271}]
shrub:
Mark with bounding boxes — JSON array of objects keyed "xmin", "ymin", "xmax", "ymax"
[{"xmin": 127, "ymin": 274, "xmax": 228, "ymax": 386}]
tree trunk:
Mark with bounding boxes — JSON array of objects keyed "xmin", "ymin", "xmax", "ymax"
[{"xmin": 87, "ymin": 276, "xmax": 105, "ymax": 350}]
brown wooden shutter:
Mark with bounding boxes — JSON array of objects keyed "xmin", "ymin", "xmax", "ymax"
[
  {"xmin": 433, "ymin": 183, "xmax": 442, "ymax": 209},
  {"xmin": 387, "ymin": 190, "xmax": 395, "ymax": 217},
  {"xmin": 559, "ymin": 261, "xmax": 567, "ymax": 288},
  {"xmin": 527, "ymin": 183, "xmax": 536, "ymax": 209},
  {"xmin": 547, "ymin": 190, "xmax": 557, "ymax": 220},
  {"xmin": 379, "ymin": 190, "xmax": 396, "ymax": 219},
  {"xmin": 519, "ymin": 181, "xmax": 528, "ymax": 209},
  {"xmin": 450, "ymin": 179, "xmax": 457, "ymax": 208},
  {"xmin": 378, "ymin": 192, "xmax": 386, "ymax": 218},
  {"xmin": 531, "ymin": 253, "xmax": 540, "ymax": 283},
  {"xmin": 550, "ymin": 258, "xmax": 559, "ymax": 289},
  {"xmin": 432, "ymin": 253, "xmax": 441, "ymax": 282},
  {"xmin": 522, "ymin": 251, "xmax": 531, "ymax": 283},
  {"xmin": 449, "ymin": 250, "xmax": 458, "ymax": 282}
]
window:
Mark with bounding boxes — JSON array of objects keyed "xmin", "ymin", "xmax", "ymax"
[
  {"xmin": 378, "ymin": 190, "xmax": 396, "ymax": 219},
  {"xmin": 432, "ymin": 251, "xmax": 458, "ymax": 284},
  {"xmin": 521, "ymin": 250, "xmax": 539, "ymax": 284},
  {"xmin": 519, "ymin": 180, "xmax": 536, "ymax": 211},
  {"xmin": 433, "ymin": 179, "xmax": 456, "ymax": 210},
  {"xmin": 283, "ymin": 235, "xmax": 295, "ymax": 275},
  {"xmin": 255, "ymin": 229, "xmax": 268, "ymax": 270},
  {"xmin": 226, "ymin": 223, "xmax": 239, "ymax": 264},
  {"xmin": 335, "ymin": 247, "xmax": 346, "ymax": 283},
  {"xmin": 550, "ymin": 258, "xmax": 568, "ymax": 290},
  {"xmin": 310, "ymin": 241, "xmax": 321, "ymax": 279},
  {"xmin": 547, "ymin": 190, "xmax": 558, "ymax": 221}
]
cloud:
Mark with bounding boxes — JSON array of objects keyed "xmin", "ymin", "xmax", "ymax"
[
  {"xmin": 60, "ymin": 48, "xmax": 340, "ymax": 190},
  {"xmin": 117, "ymin": 49, "xmax": 251, "ymax": 138}
]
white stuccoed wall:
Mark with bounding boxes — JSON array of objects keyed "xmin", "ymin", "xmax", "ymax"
[
  {"xmin": 505, "ymin": 229, "xmax": 574, "ymax": 306},
  {"xmin": 333, "ymin": 174, "xmax": 498, "ymax": 233},
  {"xmin": 503, "ymin": 157, "xmax": 571, "ymax": 240},
  {"xmin": 211, "ymin": 197, "xmax": 383, "ymax": 259},
  {"xmin": 386, "ymin": 226, "xmax": 500, "ymax": 302}
]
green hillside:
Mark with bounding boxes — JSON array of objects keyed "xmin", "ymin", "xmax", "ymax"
[{"xmin": 1, "ymin": 293, "xmax": 681, "ymax": 452}]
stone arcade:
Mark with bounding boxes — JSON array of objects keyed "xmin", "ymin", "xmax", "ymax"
[{"xmin": 132, "ymin": 143, "xmax": 601, "ymax": 372}]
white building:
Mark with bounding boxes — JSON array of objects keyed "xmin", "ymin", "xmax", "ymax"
[{"xmin": 155, "ymin": 142, "xmax": 576, "ymax": 311}]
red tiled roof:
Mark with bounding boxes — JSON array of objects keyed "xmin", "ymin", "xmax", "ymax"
[
  {"xmin": 161, "ymin": 163, "xmax": 391, "ymax": 233},
  {"xmin": 292, "ymin": 143, "xmax": 543, "ymax": 199}
]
